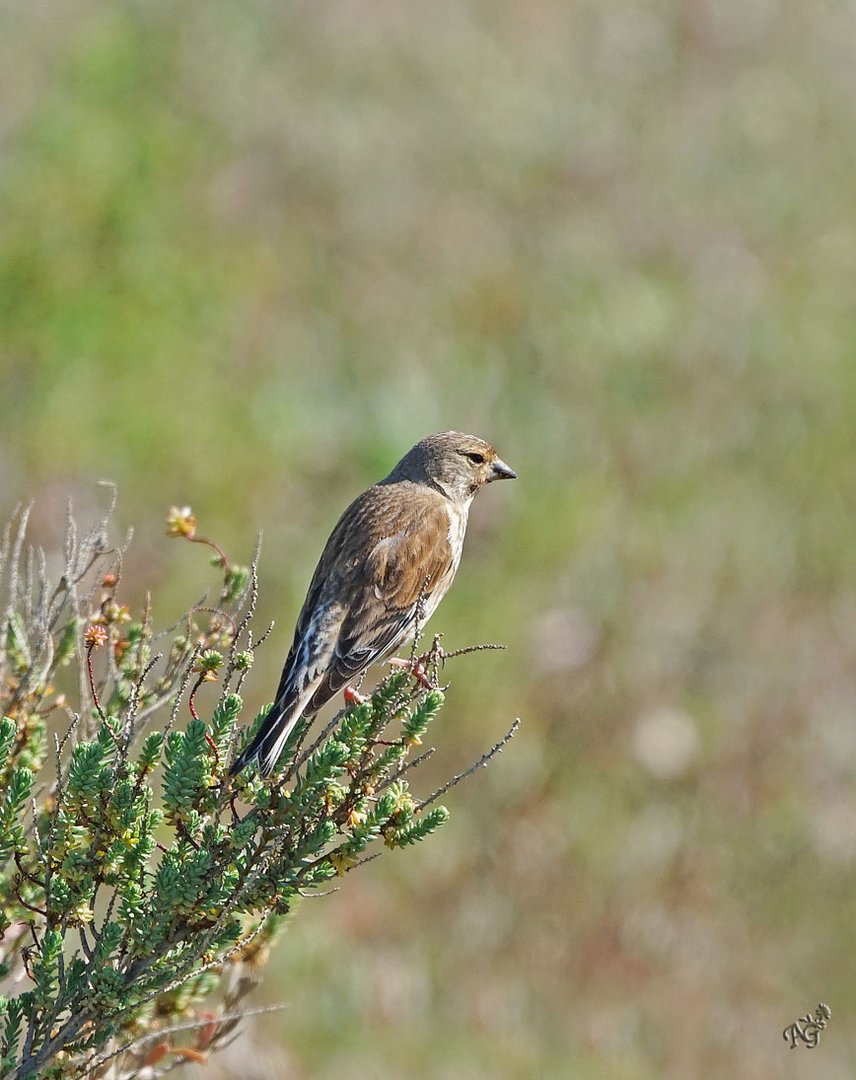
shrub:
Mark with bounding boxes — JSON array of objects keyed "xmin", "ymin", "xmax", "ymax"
[{"xmin": 0, "ymin": 493, "xmax": 517, "ymax": 1078}]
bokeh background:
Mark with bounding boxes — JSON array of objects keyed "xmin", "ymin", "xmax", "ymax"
[{"xmin": 2, "ymin": 1, "xmax": 856, "ymax": 1076}]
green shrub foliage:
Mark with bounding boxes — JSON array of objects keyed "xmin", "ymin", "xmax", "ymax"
[{"xmin": 0, "ymin": 497, "xmax": 515, "ymax": 1078}]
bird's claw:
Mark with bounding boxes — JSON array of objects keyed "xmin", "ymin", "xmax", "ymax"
[{"xmin": 387, "ymin": 655, "xmax": 434, "ymax": 688}]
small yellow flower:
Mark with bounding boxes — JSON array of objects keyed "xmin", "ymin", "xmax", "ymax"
[
  {"xmin": 330, "ymin": 850, "xmax": 358, "ymax": 875},
  {"xmin": 347, "ymin": 808, "xmax": 367, "ymax": 828},
  {"xmin": 75, "ymin": 903, "xmax": 95, "ymax": 925},
  {"xmin": 166, "ymin": 506, "xmax": 197, "ymax": 539}
]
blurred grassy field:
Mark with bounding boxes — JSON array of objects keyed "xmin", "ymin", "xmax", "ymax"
[{"xmin": 4, "ymin": 1, "xmax": 856, "ymax": 1076}]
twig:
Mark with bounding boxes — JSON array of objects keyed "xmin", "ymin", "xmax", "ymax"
[
  {"xmin": 441, "ymin": 641, "xmax": 506, "ymax": 661},
  {"xmin": 187, "ymin": 674, "xmax": 206, "ymax": 723},
  {"xmin": 85, "ymin": 642, "xmax": 106, "ymax": 723},
  {"xmin": 164, "ymin": 646, "xmax": 201, "ymax": 738},
  {"xmin": 251, "ymin": 620, "xmax": 276, "ymax": 651},
  {"xmin": 83, "ymin": 1004, "xmax": 286, "ymax": 1076},
  {"xmin": 189, "ymin": 534, "xmax": 230, "ymax": 572},
  {"xmin": 379, "ymin": 745, "xmax": 436, "ymax": 790},
  {"xmin": 418, "ymin": 718, "xmax": 521, "ymax": 810}
]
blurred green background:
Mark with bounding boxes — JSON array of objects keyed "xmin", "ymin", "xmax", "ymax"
[{"xmin": 3, "ymin": 1, "xmax": 856, "ymax": 1076}]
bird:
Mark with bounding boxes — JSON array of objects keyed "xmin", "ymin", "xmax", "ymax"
[{"xmin": 230, "ymin": 431, "xmax": 517, "ymax": 778}]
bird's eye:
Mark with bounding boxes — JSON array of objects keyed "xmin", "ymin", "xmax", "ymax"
[{"xmin": 465, "ymin": 452, "xmax": 485, "ymax": 465}]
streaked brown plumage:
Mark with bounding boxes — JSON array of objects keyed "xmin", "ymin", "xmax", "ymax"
[{"xmin": 231, "ymin": 432, "xmax": 516, "ymax": 777}]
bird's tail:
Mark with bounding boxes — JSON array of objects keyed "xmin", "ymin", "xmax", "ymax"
[{"xmin": 229, "ymin": 692, "xmax": 311, "ymax": 778}]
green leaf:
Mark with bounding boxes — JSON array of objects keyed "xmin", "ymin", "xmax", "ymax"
[
  {"xmin": 210, "ymin": 692, "xmax": 242, "ymax": 751},
  {"xmin": 32, "ymin": 929, "xmax": 62, "ymax": 1009},
  {"xmin": 385, "ymin": 805, "xmax": 450, "ymax": 849},
  {"xmin": 0, "ymin": 716, "xmax": 17, "ymax": 769},
  {"xmin": 402, "ymin": 689, "xmax": 445, "ymax": 745}
]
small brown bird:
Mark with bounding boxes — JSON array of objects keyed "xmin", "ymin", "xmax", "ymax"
[{"xmin": 230, "ymin": 432, "xmax": 516, "ymax": 777}]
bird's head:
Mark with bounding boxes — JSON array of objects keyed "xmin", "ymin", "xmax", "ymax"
[{"xmin": 385, "ymin": 431, "xmax": 517, "ymax": 504}]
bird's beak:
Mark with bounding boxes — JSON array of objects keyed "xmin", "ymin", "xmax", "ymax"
[{"xmin": 488, "ymin": 457, "xmax": 517, "ymax": 482}]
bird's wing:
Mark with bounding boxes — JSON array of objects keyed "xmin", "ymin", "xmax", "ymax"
[
  {"xmin": 232, "ymin": 486, "xmax": 454, "ymax": 777},
  {"xmin": 304, "ymin": 486, "xmax": 456, "ymax": 707}
]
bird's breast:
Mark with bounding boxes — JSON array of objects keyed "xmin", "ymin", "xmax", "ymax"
[{"xmin": 445, "ymin": 503, "xmax": 469, "ymax": 573}]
